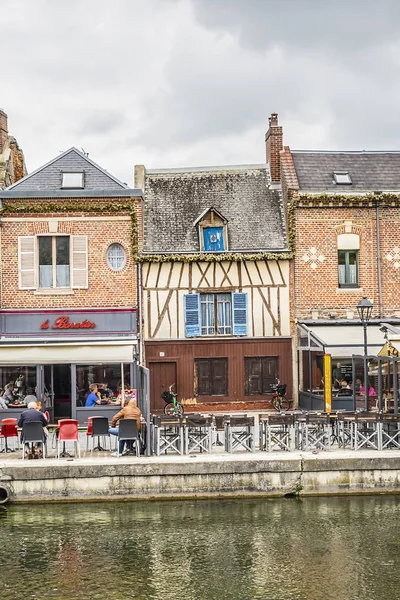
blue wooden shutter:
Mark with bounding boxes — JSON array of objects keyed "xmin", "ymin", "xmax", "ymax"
[
  {"xmin": 203, "ymin": 227, "xmax": 224, "ymax": 252},
  {"xmin": 232, "ymin": 292, "xmax": 248, "ymax": 336},
  {"xmin": 184, "ymin": 293, "xmax": 201, "ymax": 337}
]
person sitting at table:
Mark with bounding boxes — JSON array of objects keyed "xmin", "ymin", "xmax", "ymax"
[
  {"xmin": 109, "ymin": 397, "xmax": 142, "ymax": 456},
  {"xmin": 360, "ymin": 382, "xmax": 376, "ymax": 396},
  {"xmin": 18, "ymin": 402, "xmax": 48, "ymax": 459},
  {"xmin": 0, "ymin": 388, "xmax": 8, "ymax": 410},
  {"xmin": 337, "ymin": 380, "xmax": 352, "ymax": 396},
  {"xmin": 24, "ymin": 387, "xmax": 37, "ymax": 405},
  {"xmin": 85, "ymin": 384, "xmax": 101, "ymax": 407},
  {"xmin": 3, "ymin": 383, "xmax": 16, "ymax": 406}
]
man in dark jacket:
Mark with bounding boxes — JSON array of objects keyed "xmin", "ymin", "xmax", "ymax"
[{"xmin": 18, "ymin": 402, "xmax": 48, "ymax": 458}]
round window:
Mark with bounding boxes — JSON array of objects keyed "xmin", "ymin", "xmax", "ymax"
[{"xmin": 106, "ymin": 243, "xmax": 126, "ymax": 271}]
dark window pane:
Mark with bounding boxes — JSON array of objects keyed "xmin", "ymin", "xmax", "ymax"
[
  {"xmin": 39, "ymin": 237, "xmax": 52, "ymax": 266},
  {"xmin": 245, "ymin": 356, "xmax": 278, "ymax": 396},
  {"xmin": 56, "ymin": 237, "xmax": 70, "ymax": 265},
  {"xmin": 195, "ymin": 358, "xmax": 228, "ymax": 396}
]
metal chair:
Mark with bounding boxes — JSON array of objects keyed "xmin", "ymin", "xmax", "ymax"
[
  {"xmin": 224, "ymin": 416, "xmax": 255, "ymax": 453},
  {"xmin": 21, "ymin": 422, "xmax": 47, "ymax": 459},
  {"xmin": 303, "ymin": 413, "xmax": 331, "ymax": 451},
  {"xmin": 90, "ymin": 416, "xmax": 111, "ymax": 452},
  {"xmin": 379, "ymin": 413, "xmax": 400, "ymax": 450},
  {"xmin": 184, "ymin": 414, "xmax": 213, "ymax": 454},
  {"xmin": 152, "ymin": 415, "xmax": 184, "ymax": 456},
  {"xmin": 0, "ymin": 418, "xmax": 19, "ymax": 453},
  {"xmin": 353, "ymin": 412, "xmax": 381, "ymax": 451},
  {"xmin": 57, "ymin": 419, "xmax": 80, "ymax": 459},
  {"xmin": 213, "ymin": 415, "xmax": 226, "ymax": 447},
  {"xmin": 117, "ymin": 419, "xmax": 140, "ymax": 457},
  {"xmin": 260, "ymin": 413, "xmax": 294, "ymax": 452},
  {"xmin": 336, "ymin": 412, "xmax": 357, "ymax": 449}
]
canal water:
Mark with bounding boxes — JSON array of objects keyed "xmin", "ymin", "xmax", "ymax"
[{"xmin": 0, "ymin": 496, "xmax": 399, "ymax": 600}]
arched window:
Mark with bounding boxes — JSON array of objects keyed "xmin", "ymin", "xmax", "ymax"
[{"xmin": 106, "ymin": 243, "xmax": 126, "ymax": 271}]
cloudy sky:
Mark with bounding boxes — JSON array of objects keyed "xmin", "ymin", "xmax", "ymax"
[{"xmin": 2, "ymin": 0, "xmax": 400, "ymax": 185}]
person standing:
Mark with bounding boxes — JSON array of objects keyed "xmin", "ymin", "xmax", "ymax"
[{"xmin": 332, "ymin": 363, "xmax": 342, "ymax": 388}]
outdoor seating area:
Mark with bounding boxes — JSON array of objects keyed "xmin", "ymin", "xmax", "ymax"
[{"xmin": 1, "ymin": 410, "xmax": 400, "ymax": 460}]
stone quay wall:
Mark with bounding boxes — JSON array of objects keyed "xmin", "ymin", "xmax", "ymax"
[{"xmin": 1, "ymin": 452, "xmax": 400, "ymax": 504}]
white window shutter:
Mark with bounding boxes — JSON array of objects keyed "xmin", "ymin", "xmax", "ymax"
[
  {"xmin": 18, "ymin": 236, "xmax": 36, "ymax": 289},
  {"xmin": 71, "ymin": 236, "xmax": 88, "ymax": 289}
]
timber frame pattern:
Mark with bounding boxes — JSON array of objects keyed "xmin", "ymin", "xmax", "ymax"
[{"xmin": 142, "ymin": 259, "xmax": 289, "ymax": 340}]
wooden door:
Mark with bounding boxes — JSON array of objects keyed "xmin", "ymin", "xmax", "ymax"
[{"xmin": 149, "ymin": 362, "xmax": 177, "ymax": 412}]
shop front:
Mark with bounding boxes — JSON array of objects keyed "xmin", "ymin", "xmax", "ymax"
[{"xmin": 0, "ymin": 308, "xmax": 139, "ymax": 424}]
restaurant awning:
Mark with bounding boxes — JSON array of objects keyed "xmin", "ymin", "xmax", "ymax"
[
  {"xmin": 297, "ymin": 324, "xmax": 387, "ymax": 357},
  {"xmin": 0, "ymin": 338, "xmax": 137, "ymax": 364}
]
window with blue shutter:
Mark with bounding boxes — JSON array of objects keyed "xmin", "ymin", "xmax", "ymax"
[
  {"xmin": 203, "ymin": 227, "xmax": 224, "ymax": 252},
  {"xmin": 184, "ymin": 293, "xmax": 201, "ymax": 337},
  {"xmin": 232, "ymin": 292, "xmax": 248, "ymax": 336}
]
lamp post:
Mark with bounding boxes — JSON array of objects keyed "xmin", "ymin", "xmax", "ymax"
[{"xmin": 357, "ymin": 296, "xmax": 373, "ymax": 410}]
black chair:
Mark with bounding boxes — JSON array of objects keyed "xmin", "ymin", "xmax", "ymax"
[
  {"xmin": 90, "ymin": 417, "xmax": 111, "ymax": 452},
  {"xmin": 21, "ymin": 422, "xmax": 47, "ymax": 459},
  {"xmin": 118, "ymin": 419, "xmax": 140, "ymax": 457}
]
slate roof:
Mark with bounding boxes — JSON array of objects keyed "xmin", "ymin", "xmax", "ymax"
[
  {"xmin": 6, "ymin": 147, "xmax": 128, "ymax": 192},
  {"xmin": 291, "ymin": 151, "xmax": 400, "ymax": 193},
  {"xmin": 143, "ymin": 164, "xmax": 288, "ymax": 253}
]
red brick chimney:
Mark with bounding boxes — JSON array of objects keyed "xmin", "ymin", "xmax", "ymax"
[
  {"xmin": 265, "ymin": 112, "xmax": 283, "ymax": 183},
  {"xmin": 0, "ymin": 109, "xmax": 8, "ymax": 153}
]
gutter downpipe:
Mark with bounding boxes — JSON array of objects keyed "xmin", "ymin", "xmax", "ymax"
[
  {"xmin": 376, "ymin": 201, "xmax": 383, "ymax": 318},
  {"xmin": 137, "ymin": 262, "xmax": 143, "ymax": 365}
]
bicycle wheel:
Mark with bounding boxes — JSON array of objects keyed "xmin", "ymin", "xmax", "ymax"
[
  {"xmin": 279, "ymin": 396, "xmax": 290, "ymax": 411},
  {"xmin": 271, "ymin": 397, "xmax": 281, "ymax": 411},
  {"xmin": 164, "ymin": 403, "xmax": 175, "ymax": 416}
]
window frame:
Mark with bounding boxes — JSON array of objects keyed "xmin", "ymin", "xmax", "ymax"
[
  {"xmin": 195, "ymin": 357, "xmax": 228, "ymax": 396},
  {"xmin": 200, "ymin": 293, "xmax": 232, "ymax": 336},
  {"xmin": 202, "ymin": 226, "xmax": 225, "ymax": 252},
  {"xmin": 244, "ymin": 356, "xmax": 278, "ymax": 396},
  {"xmin": 338, "ymin": 249, "xmax": 359, "ymax": 289},
  {"xmin": 106, "ymin": 243, "xmax": 127, "ymax": 272},
  {"xmin": 61, "ymin": 171, "xmax": 84, "ymax": 189},
  {"xmin": 38, "ymin": 234, "xmax": 71, "ymax": 289}
]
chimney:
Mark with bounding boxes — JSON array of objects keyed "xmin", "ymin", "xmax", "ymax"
[
  {"xmin": 134, "ymin": 165, "xmax": 146, "ymax": 191},
  {"xmin": 0, "ymin": 109, "xmax": 8, "ymax": 153},
  {"xmin": 265, "ymin": 112, "xmax": 283, "ymax": 183}
]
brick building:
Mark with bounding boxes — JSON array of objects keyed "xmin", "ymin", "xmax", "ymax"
[
  {"xmin": 0, "ymin": 109, "xmax": 26, "ymax": 189},
  {"xmin": 0, "ymin": 147, "xmax": 143, "ymax": 423},
  {"xmin": 271, "ymin": 114, "xmax": 400, "ymax": 406},
  {"xmin": 135, "ymin": 157, "xmax": 292, "ymax": 412}
]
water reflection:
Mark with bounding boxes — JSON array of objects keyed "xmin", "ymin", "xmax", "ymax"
[{"xmin": 0, "ymin": 497, "xmax": 399, "ymax": 600}]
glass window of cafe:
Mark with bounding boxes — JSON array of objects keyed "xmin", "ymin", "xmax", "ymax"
[
  {"xmin": 0, "ymin": 366, "xmax": 37, "ymax": 404},
  {"xmin": 0, "ymin": 363, "xmax": 132, "ymax": 408},
  {"xmin": 76, "ymin": 364, "xmax": 131, "ymax": 406}
]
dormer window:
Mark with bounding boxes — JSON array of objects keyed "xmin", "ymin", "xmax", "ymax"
[
  {"xmin": 333, "ymin": 171, "xmax": 352, "ymax": 185},
  {"xmin": 203, "ymin": 227, "xmax": 224, "ymax": 252},
  {"xmin": 194, "ymin": 207, "xmax": 228, "ymax": 253},
  {"xmin": 61, "ymin": 172, "xmax": 84, "ymax": 189}
]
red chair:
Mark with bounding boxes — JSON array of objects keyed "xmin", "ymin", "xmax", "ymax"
[
  {"xmin": 0, "ymin": 418, "xmax": 19, "ymax": 453},
  {"xmin": 44, "ymin": 411, "xmax": 50, "ymax": 422},
  {"xmin": 57, "ymin": 419, "xmax": 80, "ymax": 459}
]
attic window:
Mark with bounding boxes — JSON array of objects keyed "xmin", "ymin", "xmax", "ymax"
[
  {"xmin": 333, "ymin": 172, "xmax": 352, "ymax": 185},
  {"xmin": 61, "ymin": 172, "xmax": 84, "ymax": 189}
]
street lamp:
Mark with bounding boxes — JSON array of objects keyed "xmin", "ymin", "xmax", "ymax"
[{"xmin": 357, "ymin": 296, "xmax": 373, "ymax": 410}]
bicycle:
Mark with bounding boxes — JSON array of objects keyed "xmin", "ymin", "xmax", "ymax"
[
  {"xmin": 271, "ymin": 381, "xmax": 291, "ymax": 412},
  {"xmin": 162, "ymin": 384, "xmax": 184, "ymax": 416}
]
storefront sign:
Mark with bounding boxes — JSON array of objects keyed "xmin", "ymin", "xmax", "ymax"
[
  {"xmin": 41, "ymin": 317, "xmax": 96, "ymax": 330},
  {"xmin": 324, "ymin": 353, "xmax": 332, "ymax": 413},
  {"xmin": 1, "ymin": 309, "xmax": 137, "ymax": 337}
]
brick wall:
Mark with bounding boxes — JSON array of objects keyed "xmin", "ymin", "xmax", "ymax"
[
  {"xmin": 265, "ymin": 113, "xmax": 283, "ymax": 183},
  {"xmin": 294, "ymin": 205, "xmax": 400, "ymax": 320},
  {"xmin": 0, "ymin": 197, "xmax": 142, "ymax": 309}
]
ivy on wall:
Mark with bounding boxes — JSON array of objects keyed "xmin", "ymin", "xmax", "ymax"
[{"xmin": 0, "ymin": 199, "xmax": 139, "ymax": 258}]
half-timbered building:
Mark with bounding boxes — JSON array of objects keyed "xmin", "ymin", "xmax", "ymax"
[{"xmin": 135, "ymin": 160, "xmax": 293, "ymax": 412}]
